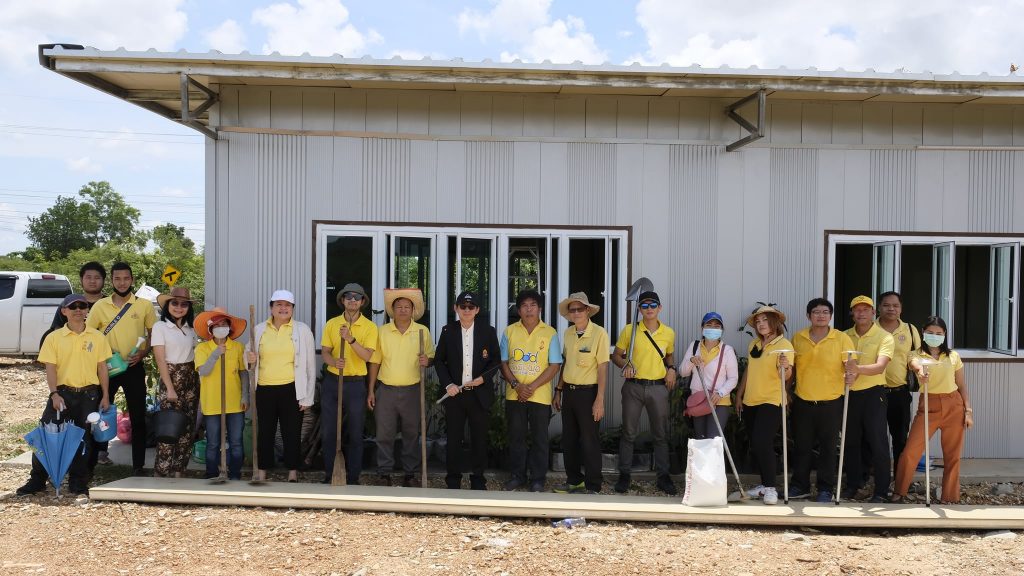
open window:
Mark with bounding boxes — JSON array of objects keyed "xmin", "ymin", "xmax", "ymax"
[{"xmin": 989, "ymin": 243, "xmax": 1018, "ymax": 355}]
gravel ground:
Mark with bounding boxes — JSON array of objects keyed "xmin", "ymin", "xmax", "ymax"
[{"xmin": 3, "ymin": 358, "xmax": 1023, "ymax": 575}]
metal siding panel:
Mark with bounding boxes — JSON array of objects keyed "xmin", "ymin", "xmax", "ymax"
[
  {"xmin": 205, "ymin": 138, "xmax": 225, "ymax": 309},
  {"xmin": 1015, "ymin": 108, "xmax": 1024, "ymax": 146},
  {"xmin": 1015, "ymin": 151, "xmax": 1024, "ymax": 233},
  {"xmin": 648, "ymin": 99, "xmax": 679, "ymax": 140},
  {"xmin": 968, "ymin": 151, "xmax": 1014, "ymax": 233},
  {"xmin": 226, "ymin": 133, "xmax": 256, "ymax": 312},
  {"xmin": 270, "ymin": 88, "xmax": 302, "ymax": 130},
  {"xmin": 741, "ymin": 148, "xmax": 772, "ymax": 311},
  {"xmin": 332, "ymin": 137, "xmax": 363, "ymax": 217},
  {"xmin": 362, "ymin": 138, "xmax": 410, "ymax": 221},
  {"xmin": 892, "ymin": 104, "xmax": 923, "ymax": 145},
  {"xmin": 535, "ymin": 142, "xmax": 564, "ymax": 224},
  {"xmin": 366, "ymin": 92, "xmax": 398, "ymax": 133},
  {"xmin": 567, "ymin": 143, "xmax": 615, "ymax": 225},
  {"xmin": 770, "ymin": 101, "xmax": 801, "ymax": 144},
  {"xmin": 961, "ymin": 363, "xmax": 1024, "ymax": 458},
  {"xmin": 334, "ymin": 90, "xmax": 366, "ymax": 131},
  {"xmin": 554, "ymin": 96, "xmax": 585, "ymax": 137},
  {"xmin": 678, "ymin": 98, "xmax": 709, "ymax": 140},
  {"xmin": 523, "ymin": 96, "xmax": 554, "ymax": 137},
  {"xmin": 716, "ymin": 150, "xmax": 746, "ymax": 353},
  {"xmin": 922, "ymin": 105, "xmax": 954, "ymax": 145},
  {"xmin": 668, "ymin": 145, "xmax": 719, "ymax": 333},
  {"xmin": 409, "ymin": 140, "xmax": 437, "ymax": 221},
  {"xmin": 428, "ymin": 93, "xmax": 460, "ymax": 135},
  {"xmin": 801, "ymin": 103, "xmax": 832, "ymax": 144},
  {"xmin": 862, "ymin": 103, "xmax": 893, "ymax": 145},
  {"xmin": 397, "ymin": 93, "xmax": 429, "ymax": 134},
  {"xmin": 239, "ymin": 87, "xmax": 271, "ymax": 129},
  {"xmin": 219, "ymin": 86, "xmax": 239, "ymax": 127},
  {"xmin": 832, "ymin": 104, "xmax": 862, "ymax": 145},
  {"xmin": 942, "ymin": 151, "xmax": 970, "ymax": 230},
  {"xmin": 616, "ymin": 97, "xmax": 647, "ymax": 139},
  {"xmin": 915, "ymin": 150, "xmax": 945, "ymax": 231},
  {"xmin": 768, "ymin": 148, "xmax": 818, "ymax": 334},
  {"xmin": 615, "ymin": 143, "xmax": 644, "ymax": 227},
  {"xmin": 301, "ymin": 88, "xmax": 335, "ymax": 130},
  {"xmin": 869, "ymin": 150, "xmax": 916, "ymax": 230},
  {"xmin": 983, "ymin": 107, "xmax": 1014, "ymax": 146},
  {"xmin": 585, "ymin": 96, "xmax": 617, "ymax": 138},
  {"xmin": 842, "ymin": 150, "xmax": 871, "ymax": 229},
  {"xmin": 817, "ymin": 150, "xmax": 846, "ymax": 234},
  {"xmin": 465, "ymin": 141, "xmax": 514, "ymax": 224},
  {"xmin": 460, "ymin": 94, "xmax": 493, "ymax": 136},
  {"xmin": 436, "ymin": 141, "xmax": 467, "ymax": 221},
  {"xmin": 491, "ymin": 94, "xmax": 524, "ymax": 137},
  {"xmin": 637, "ymin": 144, "xmax": 671, "ymax": 288},
  {"xmin": 953, "ymin": 106, "xmax": 984, "ymax": 145}
]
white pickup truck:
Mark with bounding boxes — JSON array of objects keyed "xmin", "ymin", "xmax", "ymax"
[{"xmin": 0, "ymin": 272, "xmax": 73, "ymax": 355}]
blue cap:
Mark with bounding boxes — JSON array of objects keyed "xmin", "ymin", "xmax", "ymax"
[
  {"xmin": 60, "ymin": 293, "xmax": 88, "ymax": 307},
  {"xmin": 701, "ymin": 311, "xmax": 724, "ymax": 326}
]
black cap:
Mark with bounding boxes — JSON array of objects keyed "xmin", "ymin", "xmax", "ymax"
[
  {"xmin": 638, "ymin": 291, "xmax": 660, "ymax": 304},
  {"xmin": 456, "ymin": 291, "xmax": 478, "ymax": 306}
]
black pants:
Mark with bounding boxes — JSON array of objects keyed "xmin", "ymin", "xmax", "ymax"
[
  {"xmin": 256, "ymin": 382, "xmax": 301, "ymax": 470},
  {"xmin": 321, "ymin": 374, "xmax": 367, "ymax": 484},
  {"xmin": 744, "ymin": 403, "xmax": 781, "ymax": 488},
  {"xmin": 444, "ymin": 390, "xmax": 490, "ymax": 488},
  {"xmin": 790, "ymin": 396, "xmax": 842, "ymax": 492},
  {"xmin": 844, "ymin": 386, "xmax": 891, "ymax": 497},
  {"xmin": 886, "ymin": 386, "xmax": 912, "ymax": 476},
  {"xmin": 92, "ymin": 362, "xmax": 147, "ymax": 470},
  {"xmin": 560, "ymin": 384, "xmax": 602, "ymax": 491},
  {"xmin": 30, "ymin": 387, "xmax": 100, "ymax": 490},
  {"xmin": 506, "ymin": 400, "xmax": 550, "ymax": 483}
]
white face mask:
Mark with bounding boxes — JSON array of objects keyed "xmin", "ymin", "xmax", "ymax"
[
  {"xmin": 923, "ymin": 333, "xmax": 945, "ymax": 348},
  {"xmin": 211, "ymin": 326, "xmax": 231, "ymax": 339}
]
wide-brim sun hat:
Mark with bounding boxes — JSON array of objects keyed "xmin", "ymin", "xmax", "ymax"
[
  {"xmin": 157, "ymin": 286, "xmax": 193, "ymax": 308},
  {"xmin": 558, "ymin": 292, "xmax": 600, "ymax": 319},
  {"xmin": 384, "ymin": 288, "xmax": 425, "ymax": 320},
  {"xmin": 745, "ymin": 304, "xmax": 787, "ymax": 329},
  {"xmin": 194, "ymin": 307, "xmax": 247, "ymax": 340}
]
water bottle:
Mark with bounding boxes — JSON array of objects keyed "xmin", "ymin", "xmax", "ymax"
[
  {"xmin": 128, "ymin": 335, "xmax": 146, "ymax": 357},
  {"xmin": 552, "ymin": 517, "xmax": 586, "ymax": 529}
]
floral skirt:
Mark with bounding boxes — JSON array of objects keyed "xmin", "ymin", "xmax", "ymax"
[{"xmin": 155, "ymin": 362, "xmax": 200, "ymax": 476}]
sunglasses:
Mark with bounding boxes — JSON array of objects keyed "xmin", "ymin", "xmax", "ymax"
[
  {"xmin": 567, "ymin": 307, "xmax": 587, "ymax": 313},
  {"xmin": 169, "ymin": 299, "xmax": 190, "ymax": 307},
  {"xmin": 343, "ymin": 293, "xmax": 364, "ymax": 301},
  {"xmin": 66, "ymin": 302, "xmax": 89, "ymax": 311},
  {"xmin": 458, "ymin": 304, "xmax": 478, "ymax": 310},
  {"xmin": 639, "ymin": 302, "xmax": 659, "ymax": 309}
]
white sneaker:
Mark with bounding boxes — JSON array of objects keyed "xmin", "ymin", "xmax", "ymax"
[
  {"xmin": 746, "ymin": 484, "xmax": 766, "ymax": 499},
  {"xmin": 762, "ymin": 487, "xmax": 779, "ymax": 505}
]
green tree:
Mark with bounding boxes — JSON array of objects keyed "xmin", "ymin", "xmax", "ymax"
[
  {"xmin": 78, "ymin": 181, "xmax": 144, "ymax": 247},
  {"xmin": 25, "ymin": 181, "xmax": 144, "ymax": 259}
]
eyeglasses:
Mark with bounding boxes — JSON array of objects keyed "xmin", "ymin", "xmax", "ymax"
[
  {"xmin": 567, "ymin": 307, "xmax": 587, "ymax": 313},
  {"xmin": 66, "ymin": 302, "xmax": 89, "ymax": 311},
  {"xmin": 169, "ymin": 299, "xmax": 189, "ymax": 307},
  {"xmin": 343, "ymin": 293, "xmax": 363, "ymax": 301},
  {"xmin": 639, "ymin": 302, "xmax": 659, "ymax": 309},
  {"xmin": 458, "ymin": 304, "xmax": 478, "ymax": 310},
  {"xmin": 810, "ymin": 309, "xmax": 832, "ymax": 316}
]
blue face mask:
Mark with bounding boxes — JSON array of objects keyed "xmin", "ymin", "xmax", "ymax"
[
  {"xmin": 923, "ymin": 333, "xmax": 945, "ymax": 348},
  {"xmin": 703, "ymin": 328, "xmax": 723, "ymax": 341}
]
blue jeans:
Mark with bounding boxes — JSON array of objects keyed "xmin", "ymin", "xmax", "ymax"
[{"xmin": 205, "ymin": 412, "xmax": 245, "ymax": 480}]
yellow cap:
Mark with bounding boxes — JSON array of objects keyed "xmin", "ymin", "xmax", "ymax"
[{"xmin": 850, "ymin": 295, "xmax": 874, "ymax": 309}]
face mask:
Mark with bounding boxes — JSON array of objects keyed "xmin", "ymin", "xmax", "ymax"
[
  {"xmin": 703, "ymin": 328, "xmax": 723, "ymax": 341},
  {"xmin": 923, "ymin": 333, "xmax": 945, "ymax": 348},
  {"xmin": 113, "ymin": 286, "xmax": 134, "ymax": 298},
  {"xmin": 212, "ymin": 326, "xmax": 231, "ymax": 339}
]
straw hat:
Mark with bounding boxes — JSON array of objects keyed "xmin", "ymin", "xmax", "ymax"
[
  {"xmin": 194, "ymin": 307, "xmax": 247, "ymax": 340},
  {"xmin": 745, "ymin": 303, "xmax": 787, "ymax": 329},
  {"xmin": 156, "ymin": 286, "xmax": 193, "ymax": 308},
  {"xmin": 558, "ymin": 292, "xmax": 600, "ymax": 319},
  {"xmin": 384, "ymin": 288, "xmax": 425, "ymax": 320}
]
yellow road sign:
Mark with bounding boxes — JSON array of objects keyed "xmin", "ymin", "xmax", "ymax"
[{"xmin": 162, "ymin": 265, "xmax": 181, "ymax": 287}]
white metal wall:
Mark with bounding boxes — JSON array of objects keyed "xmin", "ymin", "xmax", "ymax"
[{"xmin": 208, "ymin": 85, "xmax": 1024, "ymax": 457}]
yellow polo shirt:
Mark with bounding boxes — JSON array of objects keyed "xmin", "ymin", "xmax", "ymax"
[
  {"xmin": 195, "ymin": 339, "xmax": 248, "ymax": 414},
  {"xmin": 371, "ymin": 321, "xmax": 435, "ymax": 386},
  {"xmin": 38, "ymin": 326, "xmax": 112, "ymax": 388},
  {"xmin": 845, "ymin": 324, "xmax": 895, "ymax": 391},
  {"xmin": 698, "ymin": 341, "xmax": 732, "ymax": 407},
  {"xmin": 793, "ymin": 328, "xmax": 856, "ymax": 402},
  {"xmin": 560, "ymin": 322, "xmax": 610, "ymax": 385},
  {"xmin": 259, "ymin": 319, "xmax": 295, "ymax": 385},
  {"xmin": 877, "ymin": 320, "xmax": 920, "ymax": 388},
  {"xmin": 914, "ymin": 350, "xmax": 962, "ymax": 395},
  {"xmin": 322, "ymin": 314, "xmax": 378, "ymax": 376},
  {"xmin": 502, "ymin": 320, "xmax": 562, "ymax": 404},
  {"xmin": 742, "ymin": 335, "xmax": 794, "ymax": 407},
  {"xmin": 615, "ymin": 321, "xmax": 675, "ymax": 380},
  {"xmin": 86, "ymin": 294, "xmax": 156, "ymax": 357}
]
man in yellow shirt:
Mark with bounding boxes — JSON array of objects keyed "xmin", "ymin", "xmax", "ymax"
[
  {"xmin": 876, "ymin": 291, "xmax": 921, "ymax": 477},
  {"xmin": 789, "ymin": 298, "xmax": 855, "ymax": 503},
  {"xmin": 611, "ymin": 290, "xmax": 678, "ymax": 496},
  {"xmin": 500, "ymin": 289, "xmax": 562, "ymax": 492},
  {"xmin": 17, "ymin": 294, "xmax": 112, "ymax": 497},
  {"xmin": 86, "ymin": 262, "xmax": 155, "ymax": 475},
  {"xmin": 368, "ymin": 288, "xmax": 434, "ymax": 487},
  {"xmin": 320, "ymin": 283, "xmax": 377, "ymax": 485},
  {"xmin": 843, "ymin": 295, "xmax": 894, "ymax": 502}
]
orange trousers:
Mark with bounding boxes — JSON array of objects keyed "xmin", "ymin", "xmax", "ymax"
[{"xmin": 893, "ymin": 391, "xmax": 966, "ymax": 503}]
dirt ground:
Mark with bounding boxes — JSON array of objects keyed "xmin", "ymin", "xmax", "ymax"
[{"xmin": 2, "ymin": 358, "xmax": 1023, "ymax": 575}]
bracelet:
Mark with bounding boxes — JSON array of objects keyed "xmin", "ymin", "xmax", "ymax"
[
  {"xmin": 965, "ymin": 408, "xmax": 974, "ymax": 413},
  {"xmin": 347, "ymin": 337, "xmax": 355, "ymax": 344}
]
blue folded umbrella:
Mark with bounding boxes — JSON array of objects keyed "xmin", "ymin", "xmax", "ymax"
[{"xmin": 23, "ymin": 421, "xmax": 86, "ymax": 497}]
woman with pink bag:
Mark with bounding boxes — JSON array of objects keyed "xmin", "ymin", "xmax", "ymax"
[{"xmin": 677, "ymin": 312, "xmax": 738, "ymax": 439}]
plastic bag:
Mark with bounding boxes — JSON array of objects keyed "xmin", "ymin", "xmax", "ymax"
[
  {"xmin": 682, "ymin": 437, "xmax": 727, "ymax": 506},
  {"xmin": 116, "ymin": 412, "xmax": 132, "ymax": 444}
]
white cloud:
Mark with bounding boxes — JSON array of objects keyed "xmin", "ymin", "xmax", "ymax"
[
  {"xmin": 66, "ymin": 156, "xmax": 102, "ymax": 173},
  {"xmin": 252, "ymin": 0, "xmax": 383, "ymax": 56},
  {"xmin": 459, "ymin": 0, "xmax": 607, "ymax": 64},
  {"xmin": 205, "ymin": 19, "xmax": 247, "ymax": 54},
  {"xmin": 632, "ymin": 0, "xmax": 1024, "ymax": 74},
  {"xmin": 0, "ymin": 0, "xmax": 188, "ymax": 70}
]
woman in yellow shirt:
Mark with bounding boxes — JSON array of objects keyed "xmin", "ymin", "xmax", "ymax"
[
  {"xmin": 735, "ymin": 304, "xmax": 793, "ymax": 505},
  {"xmin": 892, "ymin": 316, "xmax": 974, "ymax": 504}
]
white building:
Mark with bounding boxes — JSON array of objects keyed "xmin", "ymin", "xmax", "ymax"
[{"xmin": 40, "ymin": 45, "xmax": 1024, "ymax": 457}]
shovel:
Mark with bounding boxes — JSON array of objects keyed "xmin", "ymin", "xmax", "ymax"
[
  {"xmin": 210, "ymin": 349, "xmax": 228, "ymax": 484},
  {"xmin": 248, "ymin": 305, "xmax": 266, "ymax": 485},
  {"xmin": 331, "ymin": 331, "xmax": 347, "ymax": 486},
  {"xmin": 918, "ymin": 356, "xmax": 939, "ymax": 507},
  {"xmin": 690, "ymin": 355, "xmax": 748, "ymax": 501},
  {"xmin": 835, "ymin": 350, "xmax": 861, "ymax": 505},
  {"xmin": 622, "ymin": 277, "xmax": 653, "ymax": 375},
  {"xmin": 770, "ymin": 348, "xmax": 794, "ymax": 504}
]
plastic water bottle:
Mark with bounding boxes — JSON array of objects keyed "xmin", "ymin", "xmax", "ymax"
[{"xmin": 552, "ymin": 517, "xmax": 586, "ymax": 529}]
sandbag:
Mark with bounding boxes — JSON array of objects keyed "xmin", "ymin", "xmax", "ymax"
[{"xmin": 682, "ymin": 437, "xmax": 727, "ymax": 507}]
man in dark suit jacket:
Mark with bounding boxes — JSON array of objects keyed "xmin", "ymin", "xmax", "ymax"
[{"xmin": 434, "ymin": 291, "xmax": 501, "ymax": 490}]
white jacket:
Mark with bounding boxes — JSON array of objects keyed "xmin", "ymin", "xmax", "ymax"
[
  {"xmin": 678, "ymin": 339, "xmax": 739, "ymax": 398},
  {"xmin": 247, "ymin": 319, "xmax": 317, "ymax": 407}
]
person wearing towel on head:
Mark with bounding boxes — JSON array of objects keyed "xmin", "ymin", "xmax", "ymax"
[
  {"xmin": 678, "ymin": 311, "xmax": 738, "ymax": 440},
  {"xmin": 246, "ymin": 290, "xmax": 316, "ymax": 483},
  {"xmin": 194, "ymin": 307, "xmax": 249, "ymax": 481}
]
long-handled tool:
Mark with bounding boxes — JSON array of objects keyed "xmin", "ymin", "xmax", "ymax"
[
  {"xmin": 248, "ymin": 305, "xmax": 265, "ymax": 485},
  {"xmin": 435, "ymin": 364, "xmax": 503, "ymax": 405},
  {"xmin": 835, "ymin": 350, "xmax": 862, "ymax": 505},
  {"xmin": 770, "ymin": 349, "xmax": 794, "ymax": 504},
  {"xmin": 622, "ymin": 277, "xmax": 653, "ymax": 375},
  {"xmin": 211, "ymin": 350, "xmax": 229, "ymax": 484},
  {"xmin": 331, "ymin": 329, "xmax": 348, "ymax": 486},
  {"xmin": 419, "ymin": 329, "xmax": 428, "ymax": 488},
  {"xmin": 918, "ymin": 356, "xmax": 939, "ymax": 507},
  {"xmin": 691, "ymin": 357, "xmax": 747, "ymax": 501}
]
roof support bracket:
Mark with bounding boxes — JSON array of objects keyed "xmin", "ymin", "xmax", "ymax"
[
  {"xmin": 725, "ymin": 88, "xmax": 766, "ymax": 152},
  {"xmin": 180, "ymin": 73, "xmax": 218, "ymax": 140}
]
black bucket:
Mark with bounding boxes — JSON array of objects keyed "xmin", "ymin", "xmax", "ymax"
[{"xmin": 152, "ymin": 409, "xmax": 187, "ymax": 443}]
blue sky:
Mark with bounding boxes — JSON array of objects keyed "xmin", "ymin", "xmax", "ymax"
[{"xmin": 1, "ymin": 0, "xmax": 1022, "ymax": 254}]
